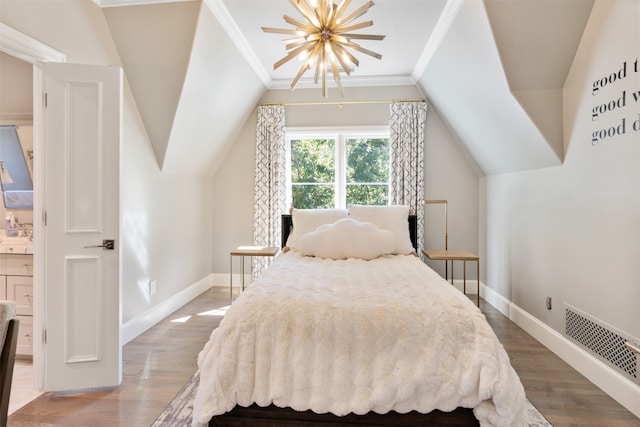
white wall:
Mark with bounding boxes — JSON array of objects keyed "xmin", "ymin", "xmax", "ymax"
[
  {"xmin": 211, "ymin": 107, "xmax": 257, "ymax": 275},
  {"xmin": 211, "ymin": 85, "xmax": 481, "ymax": 279},
  {"xmin": 0, "ymin": 0, "xmax": 214, "ymax": 325},
  {"xmin": 483, "ymin": 0, "xmax": 639, "ymax": 340},
  {"xmin": 120, "ymin": 83, "xmax": 214, "ymax": 323},
  {"xmin": 423, "ymin": 103, "xmax": 481, "ymax": 279},
  {"xmin": 0, "ymin": 51, "xmax": 32, "ymax": 121}
]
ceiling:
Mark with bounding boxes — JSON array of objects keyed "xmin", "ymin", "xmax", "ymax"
[
  {"xmin": 0, "ymin": 0, "xmax": 597, "ymax": 179},
  {"xmin": 90, "ymin": 0, "xmax": 594, "ymax": 177},
  {"xmin": 220, "ymin": 0, "xmax": 450, "ymax": 89}
]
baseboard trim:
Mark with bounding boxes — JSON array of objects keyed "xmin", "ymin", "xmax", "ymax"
[
  {"xmin": 127, "ymin": 274, "xmax": 639, "ymax": 416},
  {"xmin": 481, "ymin": 283, "xmax": 640, "ymax": 418},
  {"xmin": 450, "ymin": 279, "xmax": 479, "ymax": 295},
  {"xmin": 121, "ymin": 274, "xmax": 214, "ymax": 345},
  {"xmin": 211, "ymin": 273, "xmax": 250, "ymax": 288}
]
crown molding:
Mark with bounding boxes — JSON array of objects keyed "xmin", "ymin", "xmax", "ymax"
[
  {"xmin": 91, "ymin": 0, "xmax": 411, "ymax": 90},
  {"xmin": 412, "ymin": 0, "xmax": 463, "ymax": 81},
  {"xmin": 0, "ymin": 23, "xmax": 66, "ymax": 64},
  {"xmin": 95, "ymin": 0, "xmax": 196, "ymax": 7},
  {"xmin": 202, "ymin": 0, "xmax": 271, "ymax": 87},
  {"xmin": 268, "ymin": 74, "xmax": 416, "ymax": 91},
  {"xmin": 94, "ymin": 0, "xmax": 271, "ymax": 87}
]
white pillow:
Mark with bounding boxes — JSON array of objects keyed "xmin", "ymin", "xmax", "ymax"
[
  {"xmin": 297, "ymin": 218, "xmax": 395, "ymax": 260},
  {"xmin": 286, "ymin": 208, "xmax": 349, "ymax": 250},
  {"xmin": 348, "ymin": 204, "xmax": 414, "ymax": 255}
]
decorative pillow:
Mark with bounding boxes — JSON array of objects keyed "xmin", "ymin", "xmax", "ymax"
[
  {"xmin": 297, "ymin": 218, "xmax": 395, "ymax": 260},
  {"xmin": 347, "ymin": 204, "xmax": 414, "ymax": 255},
  {"xmin": 286, "ymin": 208, "xmax": 349, "ymax": 250}
]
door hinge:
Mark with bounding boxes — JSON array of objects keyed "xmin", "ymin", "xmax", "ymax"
[
  {"xmin": 44, "ymin": 92, "xmax": 47, "ymax": 108},
  {"xmin": 43, "ymin": 210, "xmax": 47, "ymax": 226},
  {"xmin": 42, "ymin": 328, "xmax": 47, "ymax": 345}
]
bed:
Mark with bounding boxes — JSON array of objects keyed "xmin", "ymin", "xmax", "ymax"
[{"xmin": 193, "ymin": 206, "xmax": 527, "ymax": 427}]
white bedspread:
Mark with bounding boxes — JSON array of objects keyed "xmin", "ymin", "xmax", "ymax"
[{"xmin": 193, "ymin": 252, "xmax": 527, "ymax": 427}]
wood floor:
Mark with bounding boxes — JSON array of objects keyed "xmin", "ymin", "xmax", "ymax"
[
  {"xmin": 8, "ymin": 287, "xmax": 640, "ymax": 427},
  {"xmin": 8, "ymin": 360, "xmax": 43, "ymax": 415}
]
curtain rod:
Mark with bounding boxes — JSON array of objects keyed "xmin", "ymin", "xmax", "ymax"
[{"xmin": 259, "ymin": 98, "xmax": 425, "ymax": 107}]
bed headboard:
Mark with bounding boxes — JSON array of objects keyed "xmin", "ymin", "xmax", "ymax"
[{"xmin": 281, "ymin": 214, "xmax": 418, "ymax": 251}]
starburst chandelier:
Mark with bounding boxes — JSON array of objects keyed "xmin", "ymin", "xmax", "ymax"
[{"xmin": 262, "ymin": 0, "xmax": 385, "ymax": 97}]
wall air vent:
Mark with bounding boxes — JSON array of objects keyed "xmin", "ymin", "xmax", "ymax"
[{"xmin": 565, "ymin": 304, "xmax": 637, "ymax": 383}]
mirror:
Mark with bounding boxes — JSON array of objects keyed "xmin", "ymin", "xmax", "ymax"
[{"xmin": 0, "ymin": 125, "xmax": 33, "ymax": 209}]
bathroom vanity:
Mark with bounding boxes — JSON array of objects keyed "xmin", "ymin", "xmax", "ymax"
[
  {"xmin": 0, "ymin": 250, "xmax": 33, "ymax": 357},
  {"xmin": 0, "ymin": 124, "xmax": 35, "ymax": 357}
]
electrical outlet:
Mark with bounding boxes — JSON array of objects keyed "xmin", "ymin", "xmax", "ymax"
[
  {"xmin": 546, "ymin": 297, "xmax": 552, "ymax": 310},
  {"xmin": 149, "ymin": 280, "xmax": 157, "ymax": 296}
]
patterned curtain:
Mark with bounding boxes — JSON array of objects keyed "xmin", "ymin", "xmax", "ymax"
[
  {"xmin": 389, "ymin": 101, "xmax": 428, "ymax": 255},
  {"xmin": 252, "ymin": 105, "xmax": 287, "ymax": 277}
]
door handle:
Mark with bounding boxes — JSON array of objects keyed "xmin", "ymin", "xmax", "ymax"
[{"xmin": 84, "ymin": 239, "xmax": 115, "ymax": 250}]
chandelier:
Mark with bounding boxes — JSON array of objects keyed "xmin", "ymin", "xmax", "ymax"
[{"xmin": 262, "ymin": 0, "xmax": 385, "ymax": 97}]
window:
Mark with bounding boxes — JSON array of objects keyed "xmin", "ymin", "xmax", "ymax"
[{"xmin": 287, "ymin": 129, "xmax": 390, "ymax": 209}]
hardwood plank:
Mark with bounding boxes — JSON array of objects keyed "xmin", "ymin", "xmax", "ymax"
[
  {"xmin": 482, "ymin": 300, "xmax": 639, "ymax": 427},
  {"xmin": 8, "ymin": 287, "xmax": 229, "ymax": 427},
  {"xmin": 7, "ymin": 288, "xmax": 639, "ymax": 426}
]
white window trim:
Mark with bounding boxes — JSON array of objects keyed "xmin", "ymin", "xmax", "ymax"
[{"xmin": 286, "ymin": 126, "xmax": 390, "ymax": 209}]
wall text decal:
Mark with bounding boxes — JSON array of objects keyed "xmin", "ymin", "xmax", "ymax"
[{"xmin": 591, "ymin": 58, "xmax": 639, "ymax": 146}]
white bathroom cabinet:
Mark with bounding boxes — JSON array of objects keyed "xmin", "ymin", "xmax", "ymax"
[{"xmin": 0, "ymin": 253, "xmax": 33, "ymax": 357}]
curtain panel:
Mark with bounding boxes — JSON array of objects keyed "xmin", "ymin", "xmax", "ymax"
[
  {"xmin": 252, "ymin": 105, "xmax": 287, "ymax": 277},
  {"xmin": 389, "ymin": 101, "xmax": 427, "ymax": 254}
]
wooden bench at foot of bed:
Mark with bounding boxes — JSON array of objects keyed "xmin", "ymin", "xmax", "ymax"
[{"xmin": 209, "ymin": 404, "xmax": 480, "ymax": 426}]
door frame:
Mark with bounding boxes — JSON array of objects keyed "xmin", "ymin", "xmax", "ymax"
[{"xmin": 0, "ymin": 22, "xmax": 66, "ymax": 390}]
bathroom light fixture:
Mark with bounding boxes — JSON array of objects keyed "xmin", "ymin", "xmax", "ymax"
[
  {"xmin": 0, "ymin": 161, "xmax": 13, "ymax": 185},
  {"xmin": 262, "ymin": 0, "xmax": 385, "ymax": 97}
]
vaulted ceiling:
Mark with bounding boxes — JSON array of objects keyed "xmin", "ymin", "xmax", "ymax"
[{"xmin": 97, "ymin": 0, "xmax": 594, "ymax": 177}]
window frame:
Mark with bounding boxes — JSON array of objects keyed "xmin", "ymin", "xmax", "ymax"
[{"xmin": 285, "ymin": 126, "xmax": 390, "ymax": 209}]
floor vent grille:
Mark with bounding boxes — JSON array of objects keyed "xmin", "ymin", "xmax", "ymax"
[{"xmin": 565, "ymin": 304, "xmax": 637, "ymax": 382}]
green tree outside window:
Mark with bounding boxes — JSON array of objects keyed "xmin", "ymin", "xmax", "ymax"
[
  {"xmin": 346, "ymin": 137, "xmax": 389, "ymax": 206},
  {"xmin": 290, "ymin": 134, "xmax": 389, "ymax": 209}
]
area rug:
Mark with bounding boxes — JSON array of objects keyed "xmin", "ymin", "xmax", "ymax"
[{"xmin": 151, "ymin": 370, "xmax": 552, "ymax": 426}]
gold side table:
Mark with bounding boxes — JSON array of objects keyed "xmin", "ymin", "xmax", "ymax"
[
  {"xmin": 230, "ymin": 246, "xmax": 279, "ymax": 302},
  {"xmin": 422, "ymin": 249, "xmax": 480, "ymax": 307}
]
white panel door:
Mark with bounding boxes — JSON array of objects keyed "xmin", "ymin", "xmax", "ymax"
[{"xmin": 43, "ymin": 63, "xmax": 122, "ymax": 391}]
